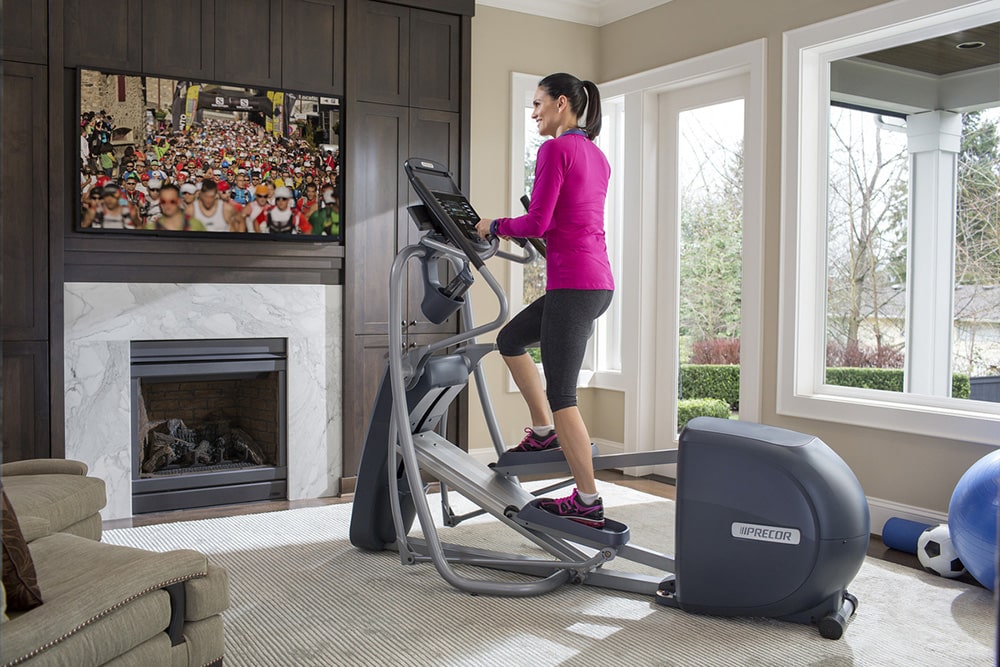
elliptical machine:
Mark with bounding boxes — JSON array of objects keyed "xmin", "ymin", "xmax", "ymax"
[{"xmin": 349, "ymin": 157, "xmax": 870, "ymax": 639}]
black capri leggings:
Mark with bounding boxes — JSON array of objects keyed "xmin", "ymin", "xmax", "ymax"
[{"xmin": 496, "ymin": 289, "xmax": 614, "ymax": 412}]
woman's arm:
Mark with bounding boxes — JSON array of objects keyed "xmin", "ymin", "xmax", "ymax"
[{"xmin": 495, "ymin": 140, "xmax": 565, "ymax": 239}]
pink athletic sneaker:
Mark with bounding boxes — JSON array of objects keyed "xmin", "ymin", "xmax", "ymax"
[
  {"xmin": 505, "ymin": 427, "xmax": 560, "ymax": 454},
  {"xmin": 536, "ymin": 489, "xmax": 605, "ymax": 528}
]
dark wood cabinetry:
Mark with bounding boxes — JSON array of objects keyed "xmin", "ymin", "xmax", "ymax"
[
  {"xmin": 281, "ymin": 0, "xmax": 346, "ymax": 94},
  {"xmin": 215, "ymin": 0, "xmax": 282, "ymax": 88},
  {"xmin": 65, "ymin": 0, "xmax": 142, "ymax": 71},
  {"xmin": 409, "ymin": 9, "xmax": 461, "ymax": 112},
  {"xmin": 1, "ymin": 343, "xmax": 51, "ymax": 462},
  {"xmin": 342, "ymin": 99, "xmax": 463, "ymax": 474},
  {"xmin": 342, "ymin": 0, "xmax": 470, "ymax": 476},
  {"xmin": 142, "ymin": 0, "xmax": 215, "ymax": 80},
  {"xmin": 1, "ymin": 63, "xmax": 51, "ymax": 460},
  {"xmin": 355, "ymin": 0, "xmax": 460, "ymax": 111},
  {"xmin": 1, "ymin": 0, "xmax": 48, "ymax": 64}
]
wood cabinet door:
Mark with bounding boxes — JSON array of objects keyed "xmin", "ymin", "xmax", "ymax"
[
  {"xmin": 2, "ymin": 342, "xmax": 51, "ymax": 462},
  {"xmin": 342, "ymin": 334, "xmax": 390, "ymax": 478},
  {"xmin": 406, "ymin": 108, "xmax": 461, "ymax": 334},
  {"xmin": 355, "ymin": 1, "xmax": 409, "ymax": 106},
  {"xmin": 281, "ymin": 0, "xmax": 344, "ymax": 94},
  {"xmin": 65, "ymin": 0, "xmax": 142, "ymax": 70},
  {"xmin": 1, "ymin": 63, "xmax": 48, "ymax": 342},
  {"xmin": 408, "ymin": 8, "xmax": 460, "ymax": 112},
  {"xmin": 141, "ymin": 0, "xmax": 214, "ymax": 80},
  {"xmin": 346, "ymin": 102, "xmax": 409, "ymax": 336},
  {"xmin": 2, "ymin": 0, "xmax": 47, "ymax": 64},
  {"xmin": 215, "ymin": 0, "xmax": 281, "ymax": 88}
]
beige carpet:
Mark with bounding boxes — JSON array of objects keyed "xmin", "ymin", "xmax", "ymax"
[{"xmin": 103, "ymin": 482, "xmax": 996, "ymax": 666}]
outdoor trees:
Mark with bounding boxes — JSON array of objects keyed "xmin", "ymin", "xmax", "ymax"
[
  {"xmin": 954, "ymin": 111, "xmax": 1000, "ymax": 376},
  {"xmin": 678, "ymin": 138, "xmax": 743, "ymax": 346},
  {"xmin": 825, "ymin": 106, "xmax": 1000, "ymax": 382},
  {"xmin": 825, "ymin": 107, "xmax": 909, "ymax": 367}
]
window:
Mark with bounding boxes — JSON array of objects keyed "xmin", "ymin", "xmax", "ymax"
[{"xmin": 780, "ymin": 0, "xmax": 1000, "ymax": 444}]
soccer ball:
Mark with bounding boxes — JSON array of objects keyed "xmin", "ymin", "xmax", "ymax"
[{"xmin": 916, "ymin": 524, "xmax": 967, "ymax": 578}]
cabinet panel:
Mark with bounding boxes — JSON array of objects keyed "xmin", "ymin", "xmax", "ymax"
[
  {"xmin": 342, "ymin": 334, "xmax": 390, "ymax": 477},
  {"xmin": 409, "ymin": 9, "xmax": 460, "ymax": 112},
  {"xmin": 142, "ymin": 0, "xmax": 214, "ymax": 80},
  {"xmin": 2, "ymin": 0, "xmax": 47, "ymax": 64},
  {"xmin": 356, "ymin": 1, "xmax": 409, "ymax": 105},
  {"xmin": 281, "ymin": 0, "xmax": 344, "ymax": 94},
  {"xmin": 1, "ymin": 63, "xmax": 49, "ymax": 341},
  {"xmin": 347, "ymin": 102, "xmax": 409, "ymax": 335},
  {"xmin": 65, "ymin": 0, "xmax": 141, "ymax": 70},
  {"xmin": 406, "ymin": 108, "xmax": 461, "ymax": 334},
  {"xmin": 216, "ymin": 0, "xmax": 281, "ymax": 87},
  {"xmin": 2, "ymin": 342, "xmax": 51, "ymax": 462}
]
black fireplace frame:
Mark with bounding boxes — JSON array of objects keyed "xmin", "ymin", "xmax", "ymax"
[{"xmin": 130, "ymin": 338, "xmax": 288, "ymax": 513}]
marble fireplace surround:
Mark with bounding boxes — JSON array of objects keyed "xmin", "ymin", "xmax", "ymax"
[{"xmin": 64, "ymin": 283, "xmax": 343, "ymax": 520}]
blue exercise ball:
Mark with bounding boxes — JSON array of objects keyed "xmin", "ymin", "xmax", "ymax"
[{"xmin": 948, "ymin": 449, "xmax": 1000, "ymax": 591}]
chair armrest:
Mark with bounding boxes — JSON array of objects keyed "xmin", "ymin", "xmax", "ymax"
[
  {"xmin": 2, "ymin": 537, "xmax": 211, "ymax": 665},
  {"xmin": 1, "ymin": 459, "xmax": 89, "ymax": 477}
]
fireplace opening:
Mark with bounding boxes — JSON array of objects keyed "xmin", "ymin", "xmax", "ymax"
[{"xmin": 131, "ymin": 339, "xmax": 288, "ymax": 513}]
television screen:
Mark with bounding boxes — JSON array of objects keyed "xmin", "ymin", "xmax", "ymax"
[{"xmin": 78, "ymin": 69, "xmax": 342, "ymax": 240}]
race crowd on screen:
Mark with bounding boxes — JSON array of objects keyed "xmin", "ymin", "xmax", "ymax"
[{"xmin": 79, "ymin": 114, "xmax": 341, "ymax": 237}]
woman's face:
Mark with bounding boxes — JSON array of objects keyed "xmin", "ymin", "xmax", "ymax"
[{"xmin": 531, "ymin": 86, "xmax": 566, "ymax": 138}]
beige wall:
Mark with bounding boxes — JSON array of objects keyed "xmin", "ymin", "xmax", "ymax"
[{"xmin": 470, "ymin": 1, "xmax": 996, "ymax": 513}]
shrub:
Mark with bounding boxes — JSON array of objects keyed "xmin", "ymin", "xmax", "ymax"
[
  {"xmin": 679, "ymin": 364, "xmax": 740, "ymax": 410},
  {"xmin": 825, "ymin": 367, "xmax": 971, "ymax": 398},
  {"xmin": 826, "ymin": 340, "xmax": 904, "ymax": 369},
  {"xmin": 690, "ymin": 338, "xmax": 741, "ymax": 365},
  {"xmin": 952, "ymin": 373, "xmax": 971, "ymax": 399},
  {"xmin": 677, "ymin": 398, "xmax": 731, "ymax": 431}
]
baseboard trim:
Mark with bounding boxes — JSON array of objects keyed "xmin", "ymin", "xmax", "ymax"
[{"xmin": 866, "ymin": 496, "xmax": 948, "ymax": 536}]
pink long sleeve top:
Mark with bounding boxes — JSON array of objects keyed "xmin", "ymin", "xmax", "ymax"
[{"xmin": 493, "ymin": 131, "xmax": 615, "ymax": 291}]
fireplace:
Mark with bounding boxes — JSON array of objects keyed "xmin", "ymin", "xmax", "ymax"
[{"xmin": 131, "ymin": 338, "xmax": 288, "ymax": 513}]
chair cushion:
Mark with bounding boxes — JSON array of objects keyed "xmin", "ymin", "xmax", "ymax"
[
  {"xmin": 2, "ymin": 473, "xmax": 106, "ymax": 538},
  {"xmin": 1, "ymin": 489, "xmax": 44, "ymax": 611}
]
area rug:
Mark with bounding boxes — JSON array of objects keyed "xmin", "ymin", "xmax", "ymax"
[{"xmin": 103, "ymin": 482, "xmax": 996, "ymax": 666}]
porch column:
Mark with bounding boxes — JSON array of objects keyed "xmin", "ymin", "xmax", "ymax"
[{"xmin": 904, "ymin": 110, "xmax": 961, "ymax": 396}]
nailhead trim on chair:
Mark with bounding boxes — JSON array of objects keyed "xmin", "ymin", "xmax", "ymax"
[{"xmin": 4, "ymin": 572, "xmax": 207, "ymax": 667}]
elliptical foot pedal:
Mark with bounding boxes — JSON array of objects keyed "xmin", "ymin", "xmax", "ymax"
[
  {"xmin": 513, "ymin": 499, "xmax": 630, "ymax": 548},
  {"xmin": 493, "ymin": 443, "xmax": 599, "ymax": 474}
]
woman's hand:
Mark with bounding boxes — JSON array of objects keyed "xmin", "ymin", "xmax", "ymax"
[{"xmin": 476, "ymin": 218, "xmax": 493, "ymax": 240}]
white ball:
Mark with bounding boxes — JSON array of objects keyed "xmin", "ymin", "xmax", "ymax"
[{"xmin": 916, "ymin": 524, "xmax": 967, "ymax": 579}]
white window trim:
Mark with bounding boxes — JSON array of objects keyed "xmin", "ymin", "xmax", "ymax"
[
  {"xmin": 598, "ymin": 39, "xmax": 768, "ymax": 459},
  {"xmin": 779, "ymin": 0, "xmax": 1000, "ymax": 446}
]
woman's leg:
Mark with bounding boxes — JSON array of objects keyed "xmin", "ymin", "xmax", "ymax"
[
  {"xmin": 552, "ymin": 406, "xmax": 597, "ymax": 495},
  {"xmin": 539, "ymin": 290, "xmax": 614, "ymax": 500},
  {"xmin": 497, "ymin": 295, "xmax": 552, "ymax": 433},
  {"xmin": 504, "ymin": 352, "xmax": 551, "ymax": 427}
]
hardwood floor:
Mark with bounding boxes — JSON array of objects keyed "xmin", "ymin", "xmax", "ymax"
[{"xmin": 105, "ymin": 470, "xmax": 976, "ymax": 583}]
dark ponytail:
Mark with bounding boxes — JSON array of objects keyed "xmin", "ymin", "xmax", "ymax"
[{"xmin": 538, "ymin": 73, "xmax": 602, "ymax": 141}]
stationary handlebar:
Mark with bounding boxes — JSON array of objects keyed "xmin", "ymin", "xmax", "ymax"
[{"xmin": 483, "ymin": 194, "xmax": 546, "ymax": 263}]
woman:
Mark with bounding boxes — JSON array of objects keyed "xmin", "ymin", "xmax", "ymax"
[{"xmin": 476, "ymin": 73, "xmax": 613, "ymax": 528}]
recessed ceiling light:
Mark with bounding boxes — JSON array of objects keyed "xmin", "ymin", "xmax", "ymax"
[{"xmin": 956, "ymin": 41, "xmax": 986, "ymax": 49}]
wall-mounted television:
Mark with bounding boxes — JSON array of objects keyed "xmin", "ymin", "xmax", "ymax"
[{"xmin": 78, "ymin": 69, "xmax": 342, "ymax": 241}]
